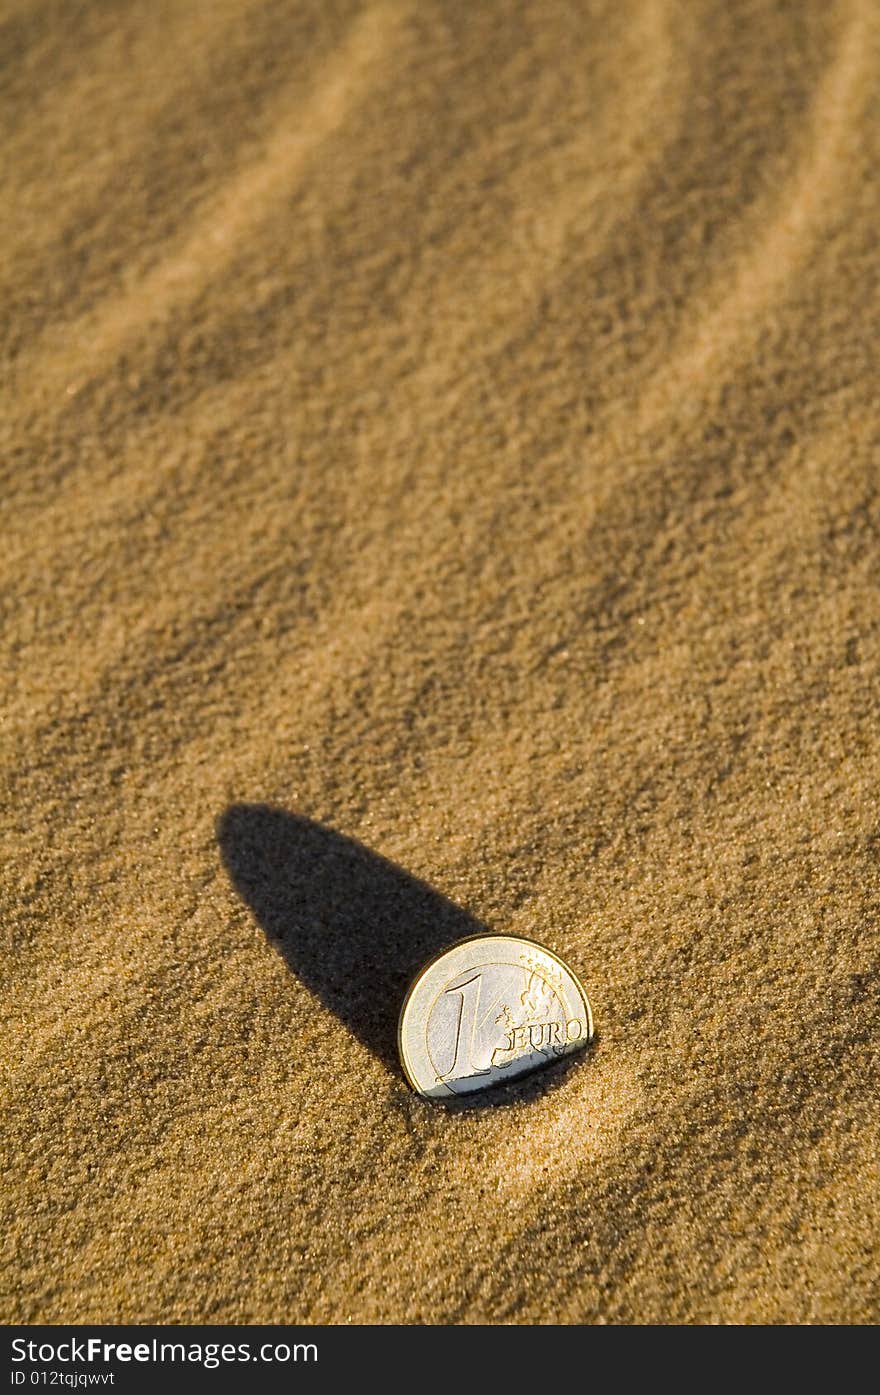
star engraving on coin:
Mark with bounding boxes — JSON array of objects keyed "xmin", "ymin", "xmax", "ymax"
[{"xmin": 398, "ymin": 934, "xmax": 594, "ymax": 1099}]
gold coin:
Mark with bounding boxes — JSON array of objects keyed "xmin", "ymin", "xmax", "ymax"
[{"xmin": 398, "ymin": 934, "xmax": 594, "ymax": 1099}]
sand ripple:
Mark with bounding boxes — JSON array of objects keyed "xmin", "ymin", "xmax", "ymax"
[{"xmin": 3, "ymin": 0, "xmax": 878, "ymax": 1323}]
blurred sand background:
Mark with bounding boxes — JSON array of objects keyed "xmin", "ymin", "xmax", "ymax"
[{"xmin": 2, "ymin": 0, "xmax": 879, "ymax": 1324}]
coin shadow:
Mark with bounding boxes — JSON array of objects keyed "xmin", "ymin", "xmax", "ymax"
[
  {"xmin": 217, "ymin": 803, "xmax": 489, "ymax": 1072},
  {"xmin": 218, "ymin": 803, "xmax": 596, "ymax": 1110}
]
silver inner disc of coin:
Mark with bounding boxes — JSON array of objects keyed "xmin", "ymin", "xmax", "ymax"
[{"xmin": 398, "ymin": 935, "xmax": 593, "ymax": 1099}]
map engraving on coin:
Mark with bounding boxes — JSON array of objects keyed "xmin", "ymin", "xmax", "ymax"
[{"xmin": 398, "ymin": 934, "xmax": 594, "ymax": 1099}]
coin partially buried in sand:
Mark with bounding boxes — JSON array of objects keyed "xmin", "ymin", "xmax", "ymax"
[{"xmin": 398, "ymin": 934, "xmax": 594, "ymax": 1099}]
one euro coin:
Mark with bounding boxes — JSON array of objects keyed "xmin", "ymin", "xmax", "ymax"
[{"xmin": 398, "ymin": 934, "xmax": 593, "ymax": 1099}]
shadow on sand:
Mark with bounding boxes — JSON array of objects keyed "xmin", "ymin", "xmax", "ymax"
[{"xmin": 217, "ymin": 804, "xmax": 589, "ymax": 1109}]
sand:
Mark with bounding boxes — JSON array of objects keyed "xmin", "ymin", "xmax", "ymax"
[{"xmin": 2, "ymin": 0, "xmax": 879, "ymax": 1325}]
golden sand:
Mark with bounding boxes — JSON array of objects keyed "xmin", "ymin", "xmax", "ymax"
[{"xmin": 3, "ymin": 0, "xmax": 879, "ymax": 1323}]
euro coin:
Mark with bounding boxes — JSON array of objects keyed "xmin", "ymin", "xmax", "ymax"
[{"xmin": 398, "ymin": 934, "xmax": 594, "ymax": 1099}]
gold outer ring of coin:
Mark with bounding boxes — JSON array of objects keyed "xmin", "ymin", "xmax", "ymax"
[{"xmin": 398, "ymin": 933, "xmax": 594, "ymax": 1100}]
